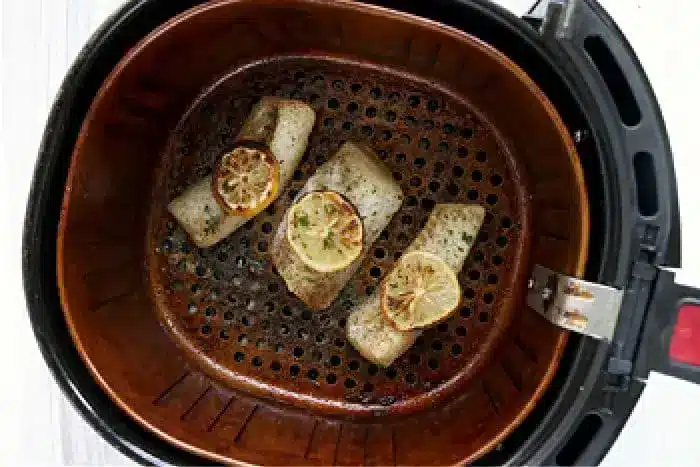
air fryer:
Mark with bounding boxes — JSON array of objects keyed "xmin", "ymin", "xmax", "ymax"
[{"xmin": 22, "ymin": 0, "xmax": 700, "ymax": 465}]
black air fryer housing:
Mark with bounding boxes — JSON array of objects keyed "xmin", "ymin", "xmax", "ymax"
[{"xmin": 23, "ymin": 0, "xmax": 696, "ymax": 465}]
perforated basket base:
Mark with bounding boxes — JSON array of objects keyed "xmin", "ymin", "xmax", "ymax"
[{"xmin": 147, "ymin": 55, "xmax": 529, "ymax": 415}]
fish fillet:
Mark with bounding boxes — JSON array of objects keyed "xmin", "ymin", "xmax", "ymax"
[
  {"xmin": 272, "ymin": 142, "xmax": 404, "ymax": 310},
  {"xmin": 168, "ymin": 97, "xmax": 316, "ymax": 247},
  {"xmin": 346, "ymin": 204, "xmax": 485, "ymax": 366}
]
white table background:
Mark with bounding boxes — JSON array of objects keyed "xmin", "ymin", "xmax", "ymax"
[{"xmin": 1, "ymin": 0, "xmax": 699, "ymax": 465}]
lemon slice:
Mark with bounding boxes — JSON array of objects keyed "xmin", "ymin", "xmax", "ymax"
[
  {"xmin": 380, "ymin": 251, "xmax": 461, "ymax": 331},
  {"xmin": 213, "ymin": 142, "xmax": 280, "ymax": 216},
  {"xmin": 286, "ymin": 191, "xmax": 364, "ymax": 273}
]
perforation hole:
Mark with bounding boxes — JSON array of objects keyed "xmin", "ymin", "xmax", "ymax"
[
  {"xmin": 366, "ymin": 107, "xmax": 377, "ymax": 118},
  {"xmin": 456, "ymin": 326, "xmax": 467, "ymax": 336},
  {"xmin": 370, "ymin": 87, "xmax": 382, "ymax": 99},
  {"xmin": 290, "ymin": 365, "xmax": 300, "ymax": 377},
  {"xmin": 484, "ymin": 293, "xmax": 494, "ymax": 305},
  {"xmin": 479, "ymin": 312, "xmax": 489, "ymax": 323},
  {"xmin": 461, "ymin": 127, "xmax": 474, "ymax": 139},
  {"xmin": 271, "ymin": 361, "xmax": 281, "ymax": 372},
  {"xmin": 409, "ymin": 95, "xmax": 420, "ymax": 107},
  {"xmin": 307, "ymin": 368, "xmax": 319, "ymax": 381},
  {"xmin": 328, "ymin": 98, "xmax": 340, "ymax": 109},
  {"xmin": 252, "ymin": 356, "xmax": 263, "ymax": 367},
  {"xmin": 472, "ymin": 170, "xmax": 483, "ymax": 182},
  {"xmin": 345, "ymin": 378, "xmax": 357, "ymax": 389},
  {"xmin": 421, "ymin": 198, "xmax": 436, "ymax": 210},
  {"xmin": 346, "ymin": 102, "xmax": 359, "ymax": 113},
  {"xmin": 428, "ymin": 358, "xmax": 440, "ymax": 370},
  {"xmin": 326, "ymin": 374, "xmax": 337, "ymax": 384}
]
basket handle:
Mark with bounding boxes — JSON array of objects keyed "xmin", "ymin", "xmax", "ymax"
[{"xmin": 635, "ymin": 269, "xmax": 700, "ymax": 385}]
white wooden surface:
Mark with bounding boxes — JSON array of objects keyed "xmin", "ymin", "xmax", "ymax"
[{"xmin": 1, "ymin": 0, "xmax": 699, "ymax": 465}]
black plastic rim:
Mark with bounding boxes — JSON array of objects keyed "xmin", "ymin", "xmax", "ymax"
[{"xmin": 23, "ymin": 0, "xmax": 679, "ymax": 465}]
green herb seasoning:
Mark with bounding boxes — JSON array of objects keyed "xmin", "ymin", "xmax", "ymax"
[{"xmin": 297, "ymin": 213, "xmax": 310, "ymax": 228}]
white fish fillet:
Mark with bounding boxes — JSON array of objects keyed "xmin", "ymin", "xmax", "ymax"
[
  {"xmin": 346, "ymin": 204, "xmax": 485, "ymax": 367},
  {"xmin": 167, "ymin": 98, "xmax": 315, "ymax": 247},
  {"xmin": 272, "ymin": 142, "xmax": 404, "ymax": 310}
]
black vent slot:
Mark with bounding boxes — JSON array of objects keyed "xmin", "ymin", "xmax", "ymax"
[
  {"xmin": 633, "ymin": 151, "xmax": 659, "ymax": 217},
  {"xmin": 555, "ymin": 413, "xmax": 603, "ymax": 465},
  {"xmin": 584, "ymin": 36, "xmax": 641, "ymax": 126}
]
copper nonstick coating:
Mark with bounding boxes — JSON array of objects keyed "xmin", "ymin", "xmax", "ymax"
[{"xmin": 57, "ymin": 0, "xmax": 589, "ymax": 464}]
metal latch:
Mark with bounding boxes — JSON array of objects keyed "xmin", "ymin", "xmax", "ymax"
[{"xmin": 527, "ymin": 264, "xmax": 624, "ymax": 340}]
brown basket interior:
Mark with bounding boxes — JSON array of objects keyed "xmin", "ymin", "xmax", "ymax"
[{"xmin": 57, "ymin": 1, "xmax": 589, "ymax": 465}]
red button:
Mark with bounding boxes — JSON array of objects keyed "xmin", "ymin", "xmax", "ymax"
[{"xmin": 669, "ymin": 303, "xmax": 700, "ymax": 366}]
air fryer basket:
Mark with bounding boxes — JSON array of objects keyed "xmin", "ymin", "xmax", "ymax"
[{"xmin": 55, "ymin": 0, "xmax": 588, "ymax": 464}]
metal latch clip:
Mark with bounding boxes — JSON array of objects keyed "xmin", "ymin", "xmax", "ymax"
[{"xmin": 527, "ymin": 264, "xmax": 624, "ymax": 340}]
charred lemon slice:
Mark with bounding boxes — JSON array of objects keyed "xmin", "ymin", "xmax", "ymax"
[
  {"xmin": 286, "ymin": 191, "xmax": 363, "ymax": 273},
  {"xmin": 380, "ymin": 251, "xmax": 461, "ymax": 331},
  {"xmin": 213, "ymin": 143, "xmax": 280, "ymax": 216}
]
